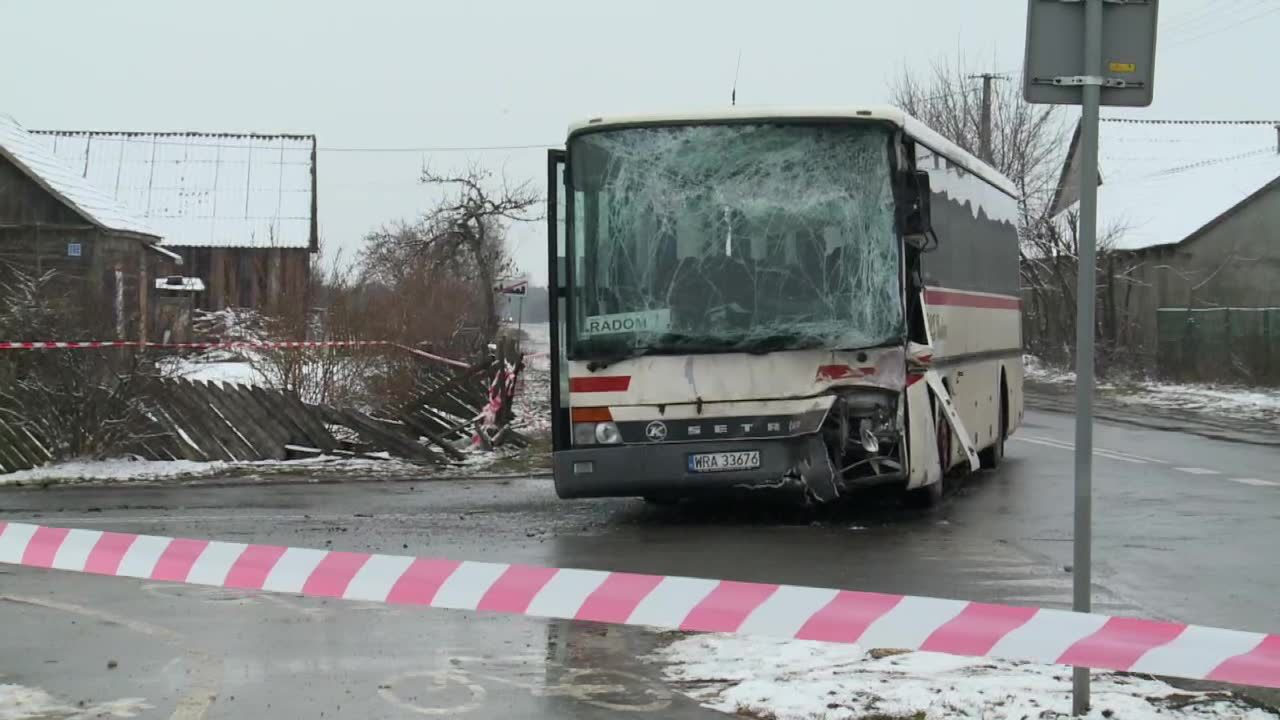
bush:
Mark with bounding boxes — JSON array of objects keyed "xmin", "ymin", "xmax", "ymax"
[{"xmin": 0, "ymin": 269, "xmax": 166, "ymax": 460}]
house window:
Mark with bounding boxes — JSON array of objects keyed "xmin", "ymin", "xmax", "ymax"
[{"xmin": 66, "ymin": 242, "xmax": 82, "ymax": 257}]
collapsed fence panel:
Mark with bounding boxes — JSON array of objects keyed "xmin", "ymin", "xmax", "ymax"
[
  {"xmin": 0, "ymin": 418, "xmax": 37, "ymax": 472},
  {"xmin": 0, "ymin": 338, "xmax": 528, "ymax": 474},
  {"xmin": 153, "ymin": 381, "xmax": 232, "ymax": 461},
  {"xmin": 184, "ymin": 379, "xmax": 262, "ymax": 461}
]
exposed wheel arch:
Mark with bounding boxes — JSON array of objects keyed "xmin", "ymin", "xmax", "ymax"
[{"xmin": 979, "ymin": 368, "xmax": 1008, "ymax": 469}]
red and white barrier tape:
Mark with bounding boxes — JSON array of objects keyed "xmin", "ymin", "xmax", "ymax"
[
  {"xmin": 0, "ymin": 520, "xmax": 1275, "ymax": 689},
  {"xmin": 0, "ymin": 340, "xmax": 393, "ymax": 350},
  {"xmin": 390, "ymin": 343, "xmax": 472, "ymax": 369},
  {"xmin": 0, "ymin": 341, "xmax": 472, "ymax": 365},
  {"xmin": 0, "ymin": 341, "xmax": 137, "ymax": 350},
  {"xmin": 145, "ymin": 340, "xmax": 393, "ymax": 350}
]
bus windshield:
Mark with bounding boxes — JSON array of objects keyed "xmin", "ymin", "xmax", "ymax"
[{"xmin": 568, "ymin": 122, "xmax": 903, "ymax": 359}]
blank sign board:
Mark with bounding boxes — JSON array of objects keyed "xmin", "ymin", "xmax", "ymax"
[{"xmin": 1024, "ymin": 0, "xmax": 1159, "ymax": 106}]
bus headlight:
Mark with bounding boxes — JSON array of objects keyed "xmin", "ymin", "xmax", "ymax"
[
  {"xmin": 573, "ymin": 423, "xmax": 597, "ymax": 446},
  {"xmin": 594, "ymin": 422, "xmax": 622, "ymax": 445}
]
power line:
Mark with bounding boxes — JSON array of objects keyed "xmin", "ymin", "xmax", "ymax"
[
  {"xmin": 1165, "ymin": 4, "xmax": 1280, "ymax": 48},
  {"xmin": 32, "ymin": 130, "xmax": 557, "ymax": 154},
  {"xmin": 319, "ymin": 143, "xmax": 553, "ymax": 153},
  {"xmin": 1160, "ymin": 0, "xmax": 1248, "ymax": 34},
  {"xmin": 1103, "ymin": 118, "xmax": 1280, "ymax": 126}
]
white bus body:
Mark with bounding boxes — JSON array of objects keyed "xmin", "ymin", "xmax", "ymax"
[{"xmin": 546, "ymin": 107, "xmax": 1023, "ymax": 503}]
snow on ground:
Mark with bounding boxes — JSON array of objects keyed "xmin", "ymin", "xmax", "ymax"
[
  {"xmin": 0, "ymin": 455, "xmax": 428, "ymax": 486},
  {"xmin": 656, "ymin": 634, "xmax": 1272, "ymax": 720},
  {"xmin": 1024, "ymin": 354, "xmax": 1280, "ymax": 425},
  {"xmin": 161, "ymin": 357, "xmax": 262, "ymax": 385},
  {"xmin": 0, "ymin": 682, "xmax": 151, "ymax": 719},
  {"xmin": 511, "ymin": 322, "xmax": 552, "ymax": 436},
  {"xmin": 1023, "ymin": 354, "xmax": 1078, "ymax": 385},
  {"xmin": 513, "ymin": 363, "xmax": 551, "ymax": 436}
]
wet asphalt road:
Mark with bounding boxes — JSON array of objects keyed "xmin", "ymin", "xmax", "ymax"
[{"xmin": 0, "ymin": 408, "xmax": 1277, "ymax": 719}]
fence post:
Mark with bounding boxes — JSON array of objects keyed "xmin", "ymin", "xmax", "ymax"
[
  {"xmin": 1224, "ymin": 308, "xmax": 1233, "ymax": 383},
  {"xmin": 1266, "ymin": 308, "xmax": 1276, "ymax": 385}
]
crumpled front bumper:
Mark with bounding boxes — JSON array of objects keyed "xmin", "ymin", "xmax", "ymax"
[{"xmin": 552, "ymin": 435, "xmax": 834, "ymax": 499}]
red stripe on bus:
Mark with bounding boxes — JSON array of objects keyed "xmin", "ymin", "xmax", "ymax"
[
  {"xmin": 924, "ymin": 289, "xmax": 1021, "ymax": 310},
  {"xmin": 569, "ymin": 376, "xmax": 631, "ymax": 393}
]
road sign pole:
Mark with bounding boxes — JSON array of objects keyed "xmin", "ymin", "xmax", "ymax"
[{"xmin": 1072, "ymin": 0, "xmax": 1104, "ymax": 714}]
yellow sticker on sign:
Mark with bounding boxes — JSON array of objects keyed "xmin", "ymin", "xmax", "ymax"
[{"xmin": 1109, "ymin": 62, "xmax": 1137, "ymax": 73}]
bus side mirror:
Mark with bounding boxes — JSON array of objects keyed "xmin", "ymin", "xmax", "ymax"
[{"xmin": 904, "ymin": 170, "xmax": 933, "ymax": 243}]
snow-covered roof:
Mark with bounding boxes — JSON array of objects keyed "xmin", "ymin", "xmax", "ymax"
[
  {"xmin": 29, "ymin": 130, "xmax": 317, "ymax": 250},
  {"xmin": 1056, "ymin": 117, "xmax": 1280, "ymax": 251},
  {"xmin": 568, "ymin": 106, "xmax": 1019, "ymax": 198},
  {"xmin": 0, "ymin": 114, "xmax": 158, "ymax": 238}
]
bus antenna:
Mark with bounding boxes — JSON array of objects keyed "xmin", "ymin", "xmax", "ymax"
[{"xmin": 731, "ymin": 50, "xmax": 742, "ymax": 106}]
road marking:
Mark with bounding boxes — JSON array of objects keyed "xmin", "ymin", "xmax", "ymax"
[
  {"xmin": 0, "ymin": 594, "xmax": 220, "ymax": 720},
  {"xmin": 1093, "ymin": 449, "xmax": 1148, "ymax": 464},
  {"xmin": 1019, "ymin": 435, "xmax": 1072, "ymax": 448},
  {"xmin": 1230, "ymin": 478, "xmax": 1280, "ymax": 488},
  {"xmin": 1021, "ymin": 435, "xmax": 1165, "ymax": 464},
  {"xmin": 1174, "ymin": 467, "xmax": 1220, "ymax": 476},
  {"xmin": 1014, "ymin": 436, "xmax": 1150, "ymax": 464}
]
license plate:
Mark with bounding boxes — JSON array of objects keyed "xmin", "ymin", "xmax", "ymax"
[{"xmin": 687, "ymin": 450, "xmax": 761, "ymax": 473}]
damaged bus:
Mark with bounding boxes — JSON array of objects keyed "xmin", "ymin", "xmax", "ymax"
[{"xmin": 545, "ymin": 107, "xmax": 1023, "ymax": 505}]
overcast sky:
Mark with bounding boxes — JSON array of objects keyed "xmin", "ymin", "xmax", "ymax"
[{"xmin": 3, "ymin": 0, "xmax": 1275, "ymax": 284}]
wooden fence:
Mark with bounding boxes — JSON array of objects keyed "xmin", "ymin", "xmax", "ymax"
[
  {"xmin": 0, "ymin": 417, "xmax": 53, "ymax": 472},
  {"xmin": 0, "ymin": 341, "xmax": 527, "ymax": 472}
]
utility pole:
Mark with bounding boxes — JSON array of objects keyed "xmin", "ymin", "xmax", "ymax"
[
  {"xmin": 1024, "ymin": 0, "xmax": 1158, "ymax": 714},
  {"xmin": 969, "ymin": 73, "xmax": 1008, "ymax": 165}
]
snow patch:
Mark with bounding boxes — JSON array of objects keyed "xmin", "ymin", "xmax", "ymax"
[
  {"xmin": 0, "ymin": 682, "xmax": 151, "ymax": 719},
  {"xmin": 1023, "ymin": 354, "xmax": 1077, "ymax": 385},
  {"xmin": 0, "ymin": 456, "xmax": 421, "ymax": 486},
  {"xmin": 655, "ymin": 634, "xmax": 1273, "ymax": 720},
  {"xmin": 1024, "ymin": 354, "xmax": 1280, "ymax": 424},
  {"xmin": 160, "ymin": 355, "xmax": 262, "ymax": 386}
]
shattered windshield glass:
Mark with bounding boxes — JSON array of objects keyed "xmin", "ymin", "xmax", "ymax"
[{"xmin": 567, "ymin": 122, "xmax": 902, "ymax": 358}]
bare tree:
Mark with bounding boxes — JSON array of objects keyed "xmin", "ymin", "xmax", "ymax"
[
  {"xmin": 0, "ymin": 268, "xmax": 166, "ymax": 460},
  {"xmin": 891, "ymin": 55, "xmax": 1065, "ymax": 220},
  {"xmin": 891, "ymin": 55, "xmax": 1148, "ymax": 370},
  {"xmin": 363, "ymin": 164, "xmax": 540, "ymax": 341}
]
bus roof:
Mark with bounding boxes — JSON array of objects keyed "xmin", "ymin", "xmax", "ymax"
[{"xmin": 567, "ymin": 105, "xmax": 1019, "ymax": 198}]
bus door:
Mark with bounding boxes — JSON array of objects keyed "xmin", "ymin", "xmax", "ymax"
[{"xmin": 547, "ymin": 149, "xmax": 570, "ymax": 451}]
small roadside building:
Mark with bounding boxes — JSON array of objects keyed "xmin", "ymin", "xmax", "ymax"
[
  {"xmin": 31, "ymin": 130, "xmax": 318, "ymax": 316},
  {"xmin": 1052, "ymin": 117, "xmax": 1280, "ymax": 383},
  {"xmin": 0, "ymin": 114, "xmax": 165, "ymax": 340}
]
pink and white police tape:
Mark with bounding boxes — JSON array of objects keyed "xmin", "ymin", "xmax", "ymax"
[
  {"xmin": 145, "ymin": 340, "xmax": 394, "ymax": 350},
  {"xmin": 0, "ymin": 339, "xmax": 393, "ymax": 350},
  {"xmin": 0, "ymin": 341, "xmax": 136, "ymax": 350},
  {"xmin": 0, "ymin": 340, "xmax": 473, "ymax": 368},
  {"xmin": 0, "ymin": 520, "xmax": 1275, "ymax": 689}
]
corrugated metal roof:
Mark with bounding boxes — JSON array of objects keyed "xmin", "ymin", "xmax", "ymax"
[
  {"xmin": 0, "ymin": 114, "xmax": 158, "ymax": 238},
  {"xmin": 29, "ymin": 130, "xmax": 316, "ymax": 249},
  {"xmin": 1059, "ymin": 117, "xmax": 1280, "ymax": 250}
]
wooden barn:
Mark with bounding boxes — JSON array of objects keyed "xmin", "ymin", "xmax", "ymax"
[
  {"xmin": 0, "ymin": 113, "xmax": 165, "ymax": 340},
  {"xmin": 30, "ymin": 129, "xmax": 318, "ymax": 317}
]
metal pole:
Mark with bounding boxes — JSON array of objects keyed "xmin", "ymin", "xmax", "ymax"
[{"xmin": 1072, "ymin": 0, "xmax": 1103, "ymax": 714}]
